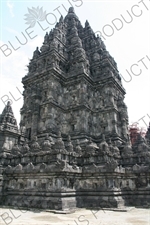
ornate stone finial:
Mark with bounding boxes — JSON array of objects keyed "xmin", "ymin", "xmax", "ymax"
[
  {"xmin": 15, "ymin": 164, "xmax": 23, "ymax": 171},
  {"xmin": 31, "ymin": 136, "xmax": 41, "ymax": 152},
  {"xmin": 67, "ymin": 135, "xmax": 73, "ymax": 152},
  {"xmin": 59, "ymin": 15, "xmax": 63, "ymax": 22},
  {"xmin": 86, "ymin": 137, "xmax": 98, "ymax": 154},
  {"xmin": 27, "ymin": 162, "xmax": 34, "ymax": 170},
  {"xmin": 65, "ymin": 7, "xmax": 78, "ymax": 22},
  {"xmin": 68, "ymin": 7, "xmax": 75, "ymax": 13},
  {"xmin": 2, "ymin": 101, "xmax": 13, "ymax": 115},
  {"xmin": 42, "ymin": 134, "xmax": 51, "ymax": 151},
  {"xmin": 44, "ymin": 32, "xmax": 49, "ymax": 43},
  {"xmin": 85, "ymin": 20, "xmax": 90, "ymax": 27},
  {"xmin": 7, "ymin": 101, "xmax": 11, "ymax": 107},
  {"xmin": 33, "ymin": 47, "xmax": 40, "ymax": 59}
]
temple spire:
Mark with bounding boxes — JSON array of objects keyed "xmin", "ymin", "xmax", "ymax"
[{"xmin": 0, "ymin": 101, "xmax": 18, "ymax": 132}]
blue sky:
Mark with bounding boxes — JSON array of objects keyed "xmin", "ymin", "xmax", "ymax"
[{"xmin": 0, "ymin": 0, "xmax": 150, "ymax": 130}]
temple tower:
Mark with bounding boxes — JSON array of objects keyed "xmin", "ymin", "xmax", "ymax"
[
  {"xmin": 0, "ymin": 101, "xmax": 19, "ymax": 155},
  {"xmin": 20, "ymin": 7, "xmax": 129, "ymax": 146}
]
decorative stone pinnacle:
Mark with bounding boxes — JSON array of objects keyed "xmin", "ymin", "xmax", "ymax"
[{"xmin": 68, "ymin": 7, "xmax": 75, "ymax": 13}]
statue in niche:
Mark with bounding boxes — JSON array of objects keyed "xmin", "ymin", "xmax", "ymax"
[
  {"xmin": 107, "ymin": 88, "xmax": 115, "ymax": 107},
  {"xmin": 11, "ymin": 142, "xmax": 22, "ymax": 156},
  {"xmin": 54, "ymin": 131, "xmax": 65, "ymax": 151},
  {"xmin": 112, "ymin": 141, "xmax": 120, "ymax": 158},
  {"xmin": 86, "ymin": 137, "xmax": 98, "ymax": 154},
  {"xmin": 42, "ymin": 134, "xmax": 52, "ymax": 151},
  {"xmin": 67, "ymin": 135, "xmax": 73, "ymax": 152},
  {"xmin": 71, "ymin": 94, "xmax": 78, "ymax": 105},
  {"xmin": 93, "ymin": 52, "xmax": 100, "ymax": 62},
  {"xmin": 122, "ymin": 142, "xmax": 133, "ymax": 158},
  {"xmin": 51, "ymin": 38, "xmax": 58, "ymax": 49},
  {"xmin": 31, "ymin": 136, "xmax": 41, "ymax": 152},
  {"xmin": 91, "ymin": 37, "xmax": 96, "ymax": 48},
  {"xmin": 22, "ymin": 139, "xmax": 30, "ymax": 154},
  {"xmin": 120, "ymin": 117, "xmax": 129, "ymax": 141},
  {"xmin": 74, "ymin": 47, "xmax": 86, "ymax": 60},
  {"xmin": 11, "ymin": 118, "xmax": 17, "ymax": 125},
  {"xmin": 99, "ymin": 134, "xmax": 112, "ymax": 160},
  {"xmin": 71, "ymin": 26, "xmax": 79, "ymax": 37}
]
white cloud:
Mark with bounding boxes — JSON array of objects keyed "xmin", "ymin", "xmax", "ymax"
[
  {"xmin": 4, "ymin": 27, "xmax": 20, "ymax": 36},
  {"xmin": 7, "ymin": 0, "xmax": 14, "ymax": 18}
]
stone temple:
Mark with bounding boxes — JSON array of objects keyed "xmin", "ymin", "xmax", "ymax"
[{"xmin": 0, "ymin": 7, "xmax": 150, "ymax": 211}]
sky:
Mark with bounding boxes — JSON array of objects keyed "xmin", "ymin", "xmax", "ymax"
[{"xmin": 0, "ymin": 0, "xmax": 150, "ymax": 130}]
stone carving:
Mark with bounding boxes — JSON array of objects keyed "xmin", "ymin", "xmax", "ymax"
[
  {"xmin": 86, "ymin": 138, "xmax": 98, "ymax": 155},
  {"xmin": 4, "ymin": 101, "xmax": 13, "ymax": 114},
  {"xmin": 122, "ymin": 142, "xmax": 133, "ymax": 158},
  {"xmin": 42, "ymin": 134, "xmax": 52, "ymax": 151},
  {"xmin": 106, "ymin": 158, "xmax": 118, "ymax": 171},
  {"xmin": 30, "ymin": 136, "xmax": 41, "ymax": 152},
  {"xmin": 26, "ymin": 162, "xmax": 34, "ymax": 170},
  {"xmin": 54, "ymin": 131, "xmax": 65, "ymax": 151},
  {"xmin": 11, "ymin": 142, "xmax": 22, "ymax": 156},
  {"xmin": 33, "ymin": 47, "xmax": 40, "ymax": 59},
  {"xmin": 66, "ymin": 135, "xmax": 73, "ymax": 152},
  {"xmin": 99, "ymin": 135, "xmax": 110, "ymax": 153},
  {"xmin": 0, "ymin": 7, "xmax": 150, "ymax": 211},
  {"xmin": 111, "ymin": 141, "xmax": 120, "ymax": 158},
  {"xmin": 15, "ymin": 164, "xmax": 23, "ymax": 171},
  {"xmin": 22, "ymin": 139, "xmax": 30, "ymax": 154},
  {"xmin": 5, "ymin": 165, "xmax": 12, "ymax": 173}
]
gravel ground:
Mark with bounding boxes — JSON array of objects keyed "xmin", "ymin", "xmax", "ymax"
[{"xmin": 0, "ymin": 207, "xmax": 149, "ymax": 225}]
